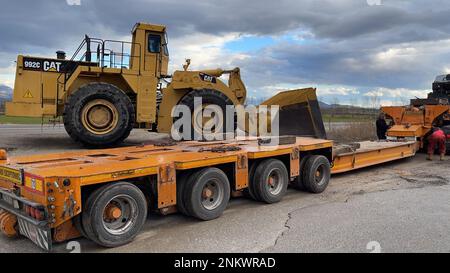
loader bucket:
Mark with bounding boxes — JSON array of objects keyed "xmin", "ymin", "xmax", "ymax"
[{"xmin": 259, "ymin": 88, "xmax": 327, "ymax": 139}]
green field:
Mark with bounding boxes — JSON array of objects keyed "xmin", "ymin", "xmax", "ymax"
[
  {"xmin": 0, "ymin": 115, "xmax": 57, "ymax": 124},
  {"xmin": 321, "ymin": 114, "xmax": 375, "ymax": 122}
]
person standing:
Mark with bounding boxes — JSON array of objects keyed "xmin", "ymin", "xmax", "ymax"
[
  {"xmin": 376, "ymin": 113, "xmax": 389, "ymax": 140},
  {"xmin": 427, "ymin": 127, "xmax": 446, "ymax": 161}
]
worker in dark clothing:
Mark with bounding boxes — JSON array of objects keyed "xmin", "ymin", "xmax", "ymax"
[
  {"xmin": 376, "ymin": 113, "xmax": 389, "ymax": 140},
  {"xmin": 427, "ymin": 127, "xmax": 446, "ymax": 161}
]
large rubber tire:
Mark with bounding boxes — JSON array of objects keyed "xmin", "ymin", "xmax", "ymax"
[
  {"xmin": 243, "ymin": 162, "xmax": 258, "ymax": 201},
  {"xmin": 176, "ymin": 171, "xmax": 193, "ymax": 216},
  {"xmin": 173, "ymin": 89, "xmax": 235, "ymax": 141},
  {"xmin": 63, "ymin": 83, "xmax": 135, "ymax": 147},
  {"xmin": 252, "ymin": 159, "xmax": 289, "ymax": 204},
  {"xmin": 80, "ymin": 189, "xmax": 99, "ymax": 243},
  {"xmin": 81, "ymin": 182, "xmax": 148, "ymax": 248},
  {"xmin": 302, "ymin": 155, "xmax": 331, "ymax": 194},
  {"xmin": 73, "ymin": 214, "xmax": 88, "ymax": 239},
  {"xmin": 183, "ymin": 168, "xmax": 231, "ymax": 221},
  {"xmin": 291, "ymin": 155, "xmax": 311, "ymax": 191}
]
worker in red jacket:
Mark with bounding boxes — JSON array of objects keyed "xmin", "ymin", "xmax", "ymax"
[{"xmin": 427, "ymin": 127, "xmax": 446, "ymax": 161}]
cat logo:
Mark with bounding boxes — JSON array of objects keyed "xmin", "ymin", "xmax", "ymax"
[
  {"xmin": 43, "ymin": 61, "xmax": 62, "ymax": 72},
  {"xmin": 23, "ymin": 90, "xmax": 34, "ymax": 99},
  {"xmin": 199, "ymin": 72, "xmax": 217, "ymax": 83}
]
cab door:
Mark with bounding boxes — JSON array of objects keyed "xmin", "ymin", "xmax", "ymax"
[
  {"xmin": 139, "ymin": 32, "xmax": 161, "ymax": 123},
  {"xmin": 144, "ymin": 32, "xmax": 162, "ymax": 77}
]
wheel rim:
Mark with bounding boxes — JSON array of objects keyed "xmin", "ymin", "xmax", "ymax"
[
  {"xmin": 201, "ymin": 179, "xmax": 224, "ymax": 210},
  {"xmin": 102, "ymin": 194, "xmax": 139, "ymax": 236},
  {"xmin": 266, "ymin": 169, "xmax": 284, "ymax": 195},
  {"xmin": 314, "ymin": 164, "xmax": 326, "ymax": 185},
  {"xmin": 81, "ymin": 99, "xmax": 119, "ymax": 135},
  {"xmin": 192, "ymin": 104, "xmax": 224, "ymax": 136}
]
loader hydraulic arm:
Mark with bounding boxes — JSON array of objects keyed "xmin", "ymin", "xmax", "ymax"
[{"xmin": 200, "ymin": 68, "xmax": 247, "ymax": 104}]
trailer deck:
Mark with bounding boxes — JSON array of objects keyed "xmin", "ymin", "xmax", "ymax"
[
  {"xmin": 0, "ymin": 136, "xmax": 417, "ymax": 250},
  {"xmin": 332, "ymin": 140, "xmax": 417, "ymax": 174}
]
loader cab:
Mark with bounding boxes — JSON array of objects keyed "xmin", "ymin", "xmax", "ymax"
[{"xmin": 131, "ymin": 22, "xmax": 169, "ymax": 77}]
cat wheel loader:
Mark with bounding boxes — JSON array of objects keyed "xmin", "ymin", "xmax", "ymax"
[{"xmin": 6, "ymin": 22, "xmax": 326, "ymax": 146}]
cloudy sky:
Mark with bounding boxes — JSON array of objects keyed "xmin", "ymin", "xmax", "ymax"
[{"xmin": 1, "ymin": 0, "xmax": 450, "ymax": 106}]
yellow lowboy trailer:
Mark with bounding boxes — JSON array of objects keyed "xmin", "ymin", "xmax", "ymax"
[{"xmin": 0, "ymin": 137, "xmax": 416, "ymax": 250}]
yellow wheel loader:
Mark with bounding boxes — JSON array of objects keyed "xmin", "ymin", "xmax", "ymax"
[{"xmin": 6, "ymin": 22, "xmax": 326, "ymax": 146}]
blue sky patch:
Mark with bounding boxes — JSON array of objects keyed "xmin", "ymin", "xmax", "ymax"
[{"xmin": 225, "ymin": 35, "xmax": 275, "ymax": 52}]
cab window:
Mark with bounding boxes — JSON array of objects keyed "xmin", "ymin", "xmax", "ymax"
[{"xmin": 148, "ymin": 34, "xmax": 161, "ymax": 53}]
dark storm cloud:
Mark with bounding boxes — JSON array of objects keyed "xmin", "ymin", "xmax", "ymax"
[
  {"xmin": 0, "ymin": 1, "xmax": 93, "ymax": 52},
  {"xmin": 1, "ymin": 0, "xmax": 450, "ymax": 95},
  {"xmin": 3, "ymin": 0, "xmax": 450, "ymax": 52},
  {"xmin": 233, "ymin": 28, "xmax": 450, "ymax": 94}
]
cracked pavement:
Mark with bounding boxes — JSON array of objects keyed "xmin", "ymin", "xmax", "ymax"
[{"xmin": 1, "ymin": 125, "xmax": 449, "ymax": 253}]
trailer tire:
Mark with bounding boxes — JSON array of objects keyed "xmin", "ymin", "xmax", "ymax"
[
  {"xmin": 81, "ymin": 182, "xmax": 148, "ymax": 247},
  {"xmin": 73, "ymin": 215, "xmax": 88, "ymax": 239},
  {"xmin": 63, "ymin": 82, "xmax": 135, "ymax": 147},
  {"xmin": 184, "ymin": 168, "xmax": 230, "ymax": 221},
  {"xmin": 243, "ymin": 162, "xmax": 258, "ymax": 201},
  {"xmin": 176, "ymin": 172, "xmax": 194, "ymax": 216},
  {"xmin": 291, "ymin": 155, "xmax": 311, "ymax": 191},
  {"xmin": 80, "ymin": 188, "xmax": 101, "ymax": 243},
  {"xmin": 302, "ymin": 155, "xmax": 331, "ymax": 194},
  {"xmin": 252, "ymin": 159, "xmax": 289, "ymax": 203}
]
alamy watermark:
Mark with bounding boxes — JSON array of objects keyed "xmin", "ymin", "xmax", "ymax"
[
  {"xmin": 366, "ymin": 241, "xmax": 382, "ymax": 253},
  {"xmin": 171, "ymin": 97, "xmax": 280, "ymax": 146},
  {"xmin": 66, "ymin": 241, "xmax": 81, "ymax": 253},
  {"xmin": 66, "ymin": 0, "xmax": 81, "ymax": 6},
  {"xmin": 367, "ymin": 0, "xmax": 382, "ymax": 6}
]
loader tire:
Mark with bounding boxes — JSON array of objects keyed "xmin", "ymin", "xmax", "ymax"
[
  {"xmin": 63, "ymin": 83, "xmax": 135, "ymax": 147},
  {"xmin": 291, "ymin": 155, "xmax": 311, "ymax": 191},
  {"xmin": 183, "ymin": 168, "xmax": 230, "ymax": 221},
  {"xmin": 81, "ymin": 182, "xmax": 148, "ymax": 247},
  {"xmin": 174, "ymin": 89, "xmax": 235, "ymax": 141},
  {"xmin": 302, "ymin": 155, "xmax": 331, "ymax": 194},
  {"xmin": 252, "ymin": 159, "xmax": 289, "ymax": 204}
]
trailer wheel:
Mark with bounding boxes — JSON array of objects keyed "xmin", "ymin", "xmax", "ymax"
[
  {"xmin": 184, "ymin": 168, "xmax": 230, "ymax": 220},
  {"xmin": 252, "ymin": 159, "xmax": 289, "ymax": 203},
  {"xmin": 81, "ymin": 182, "xmax": 148, "ymax": 247},
  {"xmin": 73, "ymin": 215, "xmax": 88, "ymax": 239},
  {"xmin": 176, "ymin": 172, "xmax": 195, "ymax": 216},
  {"xmin": 243, "ymin": 162, "xmax": 258, "ymax": 200},
  {"xmin": 80, "ymin": 189, "xmax": 99, "ymax": 242},
  {"xmin": 302, "ymin": 155, "xmax": 331, "ymax": 193},
  {"xmin": 291, "ymin": 155, "xmax": 311, "ymax": 191},
  {"xmin": 63, "ymin": 83, "xmax": 135, "ymax": 147}
]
